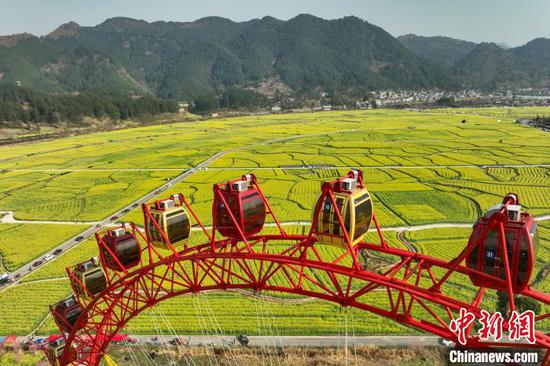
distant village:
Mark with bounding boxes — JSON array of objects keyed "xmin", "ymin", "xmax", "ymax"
[
  {"xmin": 178, "ymin": 87, "xmax": 550, "ymax": 117},
  {"xmin": 369, "ymin": 88, "xmax": 550, "ymax": 108},
  {"xmin": 269, "ymin": 88, "xmax": 550, "ymax": 114}
]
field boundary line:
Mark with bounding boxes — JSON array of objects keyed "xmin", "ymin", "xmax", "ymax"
[
  {"xmin": 204, "ymin": 163, "xmax": 550, "ymax": 171},
  {"xmin": 6, "ymin": 163, "xmax": 549, "ymax": 172}
]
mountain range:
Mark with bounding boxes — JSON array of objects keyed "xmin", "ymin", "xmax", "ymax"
[
  {"xmin": 0, "ymin": 15, "xmax": 549, "ymax": 99},
  {"xmin": 399, "ymin": 34, "xmax": 550, "ymax": 90}
]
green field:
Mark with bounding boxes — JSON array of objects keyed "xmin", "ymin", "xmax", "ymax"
[
  {"xmin": 0, "ymin": 108, "xmax": 548, "ymax": 338},
  {"xmin": 0, "ymin": 224, "xmax": 89, "ymax": 272}
]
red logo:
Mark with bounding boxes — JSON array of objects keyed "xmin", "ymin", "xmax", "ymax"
[
  {"xmin": 478, "ymin": 310, "xmax": 504, "ymax": 341},
  {"xmin": 449, "ymin": 309, "xmax": 536, "ymax": 345},
  {"xmin": 449, "ymin": 308, "xmax": 476, "ymax": 345},
  {"xmin": 508, "ymin": 310, "xmax": 536, "ymax": 344}
]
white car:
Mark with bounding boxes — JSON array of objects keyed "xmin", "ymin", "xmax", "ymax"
[
  {"xmin": 0, "ymin": 273, "xmax": 9, "ymax": 285},
  {"xmin": 439, "ymin": 338, "xmax": 454, "ymax": 347},
  {"xmin": 43, "ymin": 254, "xmax": 54, "ymax": 262}
]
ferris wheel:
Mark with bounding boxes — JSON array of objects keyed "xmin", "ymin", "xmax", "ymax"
[{"xmin": 44, "ymin": 171, "xmax": 550, "ymax": 366}]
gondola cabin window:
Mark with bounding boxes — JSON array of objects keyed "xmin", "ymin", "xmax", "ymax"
[
  {"xmin": 71, "ymin": 258, "xmax": 107, "ymax": 299},
  {"xmin": 52, "ymin": 295, "xmax": 86, "ymax": 333}
]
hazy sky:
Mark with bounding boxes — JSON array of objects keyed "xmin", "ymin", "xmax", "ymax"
[{"xmin": 1, "ymin": 0, "xmax": 549, "ymax": 46}]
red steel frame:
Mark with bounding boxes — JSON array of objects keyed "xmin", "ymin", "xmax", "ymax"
[{"xmin": 45, "ymin": 174, "xmax": 550, "ymax": 366}]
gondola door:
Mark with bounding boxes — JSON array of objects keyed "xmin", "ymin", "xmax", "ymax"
[{"xmin": 317, "ymin": 194, "xmax": 351, "ymax": 248}]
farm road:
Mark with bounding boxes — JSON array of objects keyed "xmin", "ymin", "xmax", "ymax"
[
  {"xmin": 0, "ymin": 211, "xmax": 98, "ymax": 225},
  {"xmin": 14, "ymin": 334, "xmax": 442, "ymax": 347},
  {"xmin": 3, "ymin": 216, "xmax": 549, "ymax": 229},
  {"xmin": 206, "ymin": 163, "xmax": 550, "ymax": 170},
  {"xmin": 3, "ymin": 163, "xmax": 550, "ymax": 172}
]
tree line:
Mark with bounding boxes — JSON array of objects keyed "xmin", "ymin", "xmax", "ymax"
[
  {"xmin": 191, "ymin": 88, "xmax": 269, "ymax": 113},
  {"xmin": 0, "ymin": 85, "xmax": 178, "ymax": 125}
]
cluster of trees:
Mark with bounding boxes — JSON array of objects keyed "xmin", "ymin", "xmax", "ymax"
[
  {"xmin": 191, "ymin": 88, "xmax": 268, "ymax": 113},
  {"xmin": 497, "ymin": 291, "xmax": 541, "ymax": 315},
  {"xmin": 436, "ymin": 97, "xmax": 456, "ymax": 106},
  {"xmin": 0, "ymin": 85, "xmax": 178, "ymax": 125},
  {"xmin": 530, "ymin": 115, "xmax": 550, "ymax": 128}
]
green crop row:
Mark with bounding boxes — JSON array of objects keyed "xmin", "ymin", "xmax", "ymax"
[{"xmin": 0, "ymin": 224, "xmax": 89, "ymax": 272}]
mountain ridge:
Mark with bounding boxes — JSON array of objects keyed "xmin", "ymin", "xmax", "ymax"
[
  {"xmin": 397, "ymin": 34, "xmax": 479, "ymax": 68},
  {"xmin": 452, "ymin": 39, "xmax": 550, "ymax": 89},
  {"xmin": 0, "ymin": 15, "xmax": 549, "ymax": 97}
]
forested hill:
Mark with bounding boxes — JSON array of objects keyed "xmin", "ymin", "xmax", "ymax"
[
  {"xmin": 398, "ymin": 35, "xmax": 550, "ymax": 90},
  {"xmin": 0, "ymin": 15, "xmax": 452, "ymax": 99},
  {"xmin": 0, "ymin": 85, "xmax": 178, "ymax": 125},
  {"xmin": 1, "ymin": 15, "xmax": 550, "ymax": 98},
  {"xmin": 452, "ymin": 39, "xmax": 550, "ymax": 90},
  {"xmin": 397, "ymin": 34, "xmax": 478, "ymax": 68}
]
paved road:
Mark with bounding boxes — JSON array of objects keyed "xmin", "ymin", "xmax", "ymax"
[
  {"xmin": 0, "ymin": 150, "xmax": 231, "ymax": 290},
  {"xmin": 176, "ymin": 335, "xmax": 443, "ymax": 347},
  {"xmin": 15, "ymin": 335, "xmax": 443, "ymax": 348},
  {"xmin": 3, "ymin": 215, "xmax": 550, "ymax": 229}
]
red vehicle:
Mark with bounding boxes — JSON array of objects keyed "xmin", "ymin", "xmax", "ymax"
[
  {"xmin": 466, "ymin": 193, "xmax": 539, "ymax": 292},
  {"xmin": 213, "ymin": 174, "xmax": 266, "ymax": 239}
]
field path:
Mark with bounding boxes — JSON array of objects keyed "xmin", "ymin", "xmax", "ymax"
[
  {"xmin": 3, "ymin": 216, "xmax": 549, "ymax": 229},
  {"xmin": 4, "ymin": 163, "xmax": 550, "ymax": 172},
  {"xmin": 205, "ymin": 163, "xmax": 550, "ymax": 171},
  {"xmin": 0, "ymin": 211, "xmax": 99, "ymax": 225}
]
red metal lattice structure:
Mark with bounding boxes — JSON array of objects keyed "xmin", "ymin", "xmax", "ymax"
[{"xmin": 44, "ymin": 171, "xmax": 550, "ymax": 366}]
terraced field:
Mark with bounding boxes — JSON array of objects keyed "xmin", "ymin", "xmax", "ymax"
[{"xmin": 0, "ymin": 107, "xmax": 549, "ymax": 337}]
